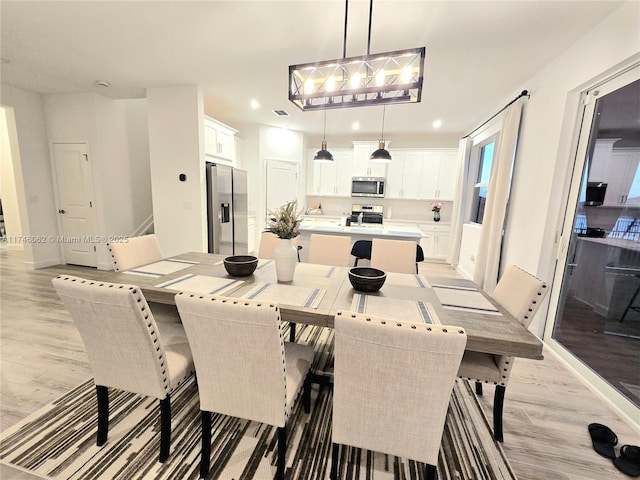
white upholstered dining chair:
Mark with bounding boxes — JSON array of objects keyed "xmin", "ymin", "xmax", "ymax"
[
  {"xmin": 107, "ymin": 233, "xmax": 163, "ymax": 271},
  {"xmin": 51, "ymin": 275, "xmax": 194, "ymax": 463},
  {"xmin": 257, "ymin": 231, "xmax": 300, "ymax": 260},
  {"xmin": 330, "ymin": 311, "xmax": 467, "ymax": 480},
  {"xmin": 370, "ymin": 238, "xmax": 419, "ymax": 274},
  {"xmin": 307, "ymin": 234, "xmax": 352, "ymax": 266},
  {"xmin": 174, "ymin": 293, "xmax": 314, "ymax": 480},
  {"xmin": 457, "ymin": 265, "xmax": 548, "ymax": 442}
]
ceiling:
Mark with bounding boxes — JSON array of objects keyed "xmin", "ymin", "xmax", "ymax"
[{"xmin": 0, "ymin": 1, "xmax": 625, "ymax": 140}]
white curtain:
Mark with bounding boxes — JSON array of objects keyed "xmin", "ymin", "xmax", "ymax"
[
  {"xmin": 472, "ymin": 99, "xmax": 524, "ymax": 293},
  {"xmin": 449, "ymin": 137, "xmax": 472, "ymax": 265}
]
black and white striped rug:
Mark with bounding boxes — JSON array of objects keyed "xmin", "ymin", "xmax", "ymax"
[{"xmin": 0, "ymin": 326, "xmax": 516, "ymax": 480}]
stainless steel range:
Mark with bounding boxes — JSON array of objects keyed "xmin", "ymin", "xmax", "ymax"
[{"xmin": 350, "ymin": 204, "xmax": 384, "ymax": 225}]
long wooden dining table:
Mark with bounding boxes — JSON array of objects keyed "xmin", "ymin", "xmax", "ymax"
[{"xmin": 96, "ymin": 252, "xmax": 543, "ymax": 360}]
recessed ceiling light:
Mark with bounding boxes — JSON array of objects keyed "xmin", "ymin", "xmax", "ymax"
[
  {"xmin": 352, "ymin": 122, "xmax": 360, "ymax": 130},
  {"xmin": 96, "ymin": 80, "xmax": 111, "ymax": 88},
  {"xmin": 432, "ymin": 119, "xmax": 442, "ymax": 129},
  {"xmin": 250, "ymin": 99, "xmax": 260, "ymax": 109}
]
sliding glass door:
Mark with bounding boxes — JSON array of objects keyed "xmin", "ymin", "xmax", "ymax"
[{"xmin": 547, "ymin": 66, "xmax": 640, "ymax": 417}]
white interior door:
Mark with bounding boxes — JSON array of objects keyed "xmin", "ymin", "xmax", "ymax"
[
  {"xmin": 52, "ymin": 143, "xmax": 97, "ymax": 267},
  {"xmin": 266, "ymin": 159, "xmax": 300, "ymax": 221}
]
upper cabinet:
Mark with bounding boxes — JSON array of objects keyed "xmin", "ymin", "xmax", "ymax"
[
  {"xmin": 589, "ymin": 139, "xmax": 640, "ymax": 206},
  {"xmin": 204, "ymin": 116, "xmax": 237, "ymax": 164},
  {"xmin": 385, "ymin": 149, "xmax": 458, "ymax": 200},
  {"xmin": 307, "ymin": 148, "xmax": 353, "ymax": 196},
  {"xmin": 352, "ymin": 142, "xmax": 388, "ymax": 178}
]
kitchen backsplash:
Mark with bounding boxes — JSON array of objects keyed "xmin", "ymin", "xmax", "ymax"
[{"xmin": 305, "ymin": 196, "xmax": 453, "ymax": 223}]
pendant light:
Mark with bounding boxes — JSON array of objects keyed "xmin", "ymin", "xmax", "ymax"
[
  {"xmin": 370, "ymin": 105, "xmax": 392, "ymax": 162},
  {"xmin": 314, "ymin": 110, "xmax": 334, "ymax": 162}
]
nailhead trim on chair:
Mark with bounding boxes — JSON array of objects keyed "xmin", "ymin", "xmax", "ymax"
[
  {"xmin": 56, "ymin": 275, "xmax": 171, "ymax": 394},
  {"xmin": 175, "ymin": 292, "xmax": 291, "ymax": 420},
  {"xmin": 336, "ymin": 311, "xmax": 466, "ymax": 335},
  {"xmin": 106, "ymin": 243, "xmax": 120, "ymax": 271}
]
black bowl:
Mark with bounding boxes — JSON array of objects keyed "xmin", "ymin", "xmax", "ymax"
[
  {"xmin": 223, "ymin": 255, "xmax": 258, "ymax": 277},
  {"xmin": 348, "ymin": 267, "xmax": 387, "ymax": 293}
]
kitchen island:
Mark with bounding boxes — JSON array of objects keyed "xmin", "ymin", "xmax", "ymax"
[{"xmin": 298, "ymin": 216, "xmax": 445, "ymax": 264}]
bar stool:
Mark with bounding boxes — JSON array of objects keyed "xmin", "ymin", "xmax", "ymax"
[
  {"xmin": 621, "ymin": 273, "xmax": 640, "ymax": 322},
  {"xmin": 351, "ymin": 239, "xmax": 424, "ymax": 273}
]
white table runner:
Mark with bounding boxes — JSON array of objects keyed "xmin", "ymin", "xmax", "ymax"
[
  {"xmin": 384, "ymin": 272, "xmax": 431, "ymax": 288},
  {"xmin": 123, "ymin": 259, "xmax": 199, "ymax": 278},
  {"xmin": 349, "ymin": 294, "xmax": 438, "ymax": 324},
  {"xmin": 294, "ymin": 263, "xmax": 339, "ymax": 278},
  {"xmin": 432, "ymin": 284, "xmax": 502, "ymax": 316},
  {"xmin": 241, "ymin": 283, "xmax": 326, "ymax": 309},
  {"xmin": 155, "ymin": 274, "xmax": 243, "ymax": 295}
]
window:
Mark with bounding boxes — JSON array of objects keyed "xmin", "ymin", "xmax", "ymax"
[{"xmin": 470, "ymin": 141, "xmax": 495, "ymax": 224}]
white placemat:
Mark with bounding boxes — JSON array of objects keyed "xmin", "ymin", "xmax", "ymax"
[
  {"xmin": 294, "ymin": 263, "xmax": 339, "ymax": 278},
  {"xmin": 349, "ymin": 294, "xmax": 438, "ymax": 324},
  {"xmin": 123, "ymin": 259, "xmax": 199, "ymax": 278},
  {"xmin": 385, "ymin": 272, "xmax": 431, "ymax": 288},
  {"xmin": 241, "ymin": 283, "xmax": 326, "ymax": 308},
  {"xmin": 432, "ymin": 284, "xmax": 502, "ymax": 315},
  {"xmin": 155, "ymin": 274, "xmax": 244, "ymax": 295}
]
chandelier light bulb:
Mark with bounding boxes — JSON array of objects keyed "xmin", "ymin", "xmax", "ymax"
[
  {"xmin": 376, "ymin": 69, "xmax": 386, "ymax": 87},
  {"xmin": 401, "ymin": 66, "xmax": 412, "ymax": 84},
  {"xmin": 304, "ymin": 78, "xmax": 314, "ymax": 95},
  {"xmin": 326, "ymin": 75, "xmax": 336, "ymax": 92},
  {"xmin": 350, "ymin": 72, "xmax": 360, "ymax": 89}
]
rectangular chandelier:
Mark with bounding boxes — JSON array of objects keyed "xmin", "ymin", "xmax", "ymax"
[{"xmin": 289, "ymin": 47, "xmax": 426, "ymax": 111}]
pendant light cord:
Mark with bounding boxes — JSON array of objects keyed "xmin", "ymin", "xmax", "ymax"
[
  {"xmin": 323, "ymin": 109, "xmax": 327, "ymax": 141},
  {"xmin": 367, "ymin": 0, "xmax": 373, "ymax": 55},
  {"xmin": 343, "ymin": 0, "xmax": 349, "ymax": 58},
  {"xmin": 381, "ymin": 105, "xmax": 386, "ymax": 140}
]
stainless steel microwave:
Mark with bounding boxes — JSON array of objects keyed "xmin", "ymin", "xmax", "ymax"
[{"xmin": 351, "ymin": 177, "xmax": 385, "ymax": 197}]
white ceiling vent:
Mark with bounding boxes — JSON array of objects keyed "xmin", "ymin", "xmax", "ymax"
[{"xmin": 272, "ymin": 109, "xmax": 290, "ymax": 117}]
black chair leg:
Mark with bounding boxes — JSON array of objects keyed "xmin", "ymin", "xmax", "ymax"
[
  {"xmin": 303, "ymin": 374, "xmax": 312, "ymax": 414},
  {"xmin": 159, "ymin": 396, "xmax": 171, "ymax": 462},
  {"xmin": 330, "ymin": 443, "xmax": 339, "ymax": 480},
  {"xmin": 475, "ymin": 381, "xmax": 483, "ymax": 396},
  {"xmin": 276, "ymin": 426, "xmax": 286, "ymax": 480},
  {"xmin": 425, "ymin": 463, "xmax": 437, "ymax": 480},
  {"xmin": 96, "ymin": 385, "xmax": 109, "ymax": 446},
  {"xmin": 200, "ymin": 411, "xmax": 212, "ymax": 478},
  {"xmin": 493, "ymin": 385, "xmax": 505, "ymax": 442},
  {"xmin": 289, "ymin": 322, "xmax": 297, "ymax": 342}
]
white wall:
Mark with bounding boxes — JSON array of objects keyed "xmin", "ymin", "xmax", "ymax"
[
  {"xmin": 147, "ymin": 85, "xmax": 206, "ymax": 257},
  {"xmin": 501, "ymin": 1, "xmax": 640, "ymax": 335},
  {"xmin": 1, "ymin": 108, "xmax": 25, "ymax": 248},
  {"xmin": 234, "ymin": 124, "xmax": 306, "ymax": 249},
  {"xmin": 1, "ymin": 85, "xmax": 60, "ymax": 267},
  {"xmin": 122, "ymin": 99, "xmax": 152, "ymax": 230},
  {"xmin": 458, "ymin": 223, "xmax": 481, "ymax": 279},
  {"xmin": 43, "ymin": 91, "xmax": 145, "ymax": 269}
]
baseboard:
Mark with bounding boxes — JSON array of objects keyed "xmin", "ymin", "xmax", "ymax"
[{"xmin": 32, "ymin": 258, "xmax": 63, "ymax": 269}]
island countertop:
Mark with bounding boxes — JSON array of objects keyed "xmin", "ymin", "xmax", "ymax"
[{"xmin": 299, "ymin": 218, "xmax": 422, "ymax": 238}]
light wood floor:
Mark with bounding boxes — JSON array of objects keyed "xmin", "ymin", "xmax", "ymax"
[{"xmin": 1, "ymin": 248, "xmax": 639, "ymax": 480}]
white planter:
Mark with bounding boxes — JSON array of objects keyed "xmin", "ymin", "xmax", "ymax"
[{"xmin": 274, "ymin": 238, "xmax": 297, "ymax": 282}]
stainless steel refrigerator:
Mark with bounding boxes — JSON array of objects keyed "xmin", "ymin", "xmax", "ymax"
[{"xmin": 206, "ymin": 163, "xmax": 248, "ymax": 255}]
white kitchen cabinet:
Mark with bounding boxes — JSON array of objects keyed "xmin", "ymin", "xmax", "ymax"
[
  {"xmin": 385, "ymin": 149, "xmax": 458, "ymax": 200},
  {"xmin": 386, "ymin": 151, "xmax": 424, "ymax": 199},
  {"xmin": 419, "ymin": 223, "xmax": 451, "ymax": 260},
  {"xmin": 352, "ymin": 142, "xmax": 388, "ymax": 178},
  {"xmin": 204, "ymin": 116, "xmax": 237, "ymax": 163},
  {"xmin": 307, "ymin": 148, "xmax": 353, "ymax": 196},
  {"xmin": 422, "ymin": 150, "xmax": 458, "ymax": 200},
  {"xmin": 589, "ymin": 140, "xmax": 640, "ymax": 205}
]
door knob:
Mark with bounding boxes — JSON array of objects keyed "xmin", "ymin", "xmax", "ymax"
[{"xmin": 58, "ymin": 209, "xmax": 66, "ymax": 214}]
